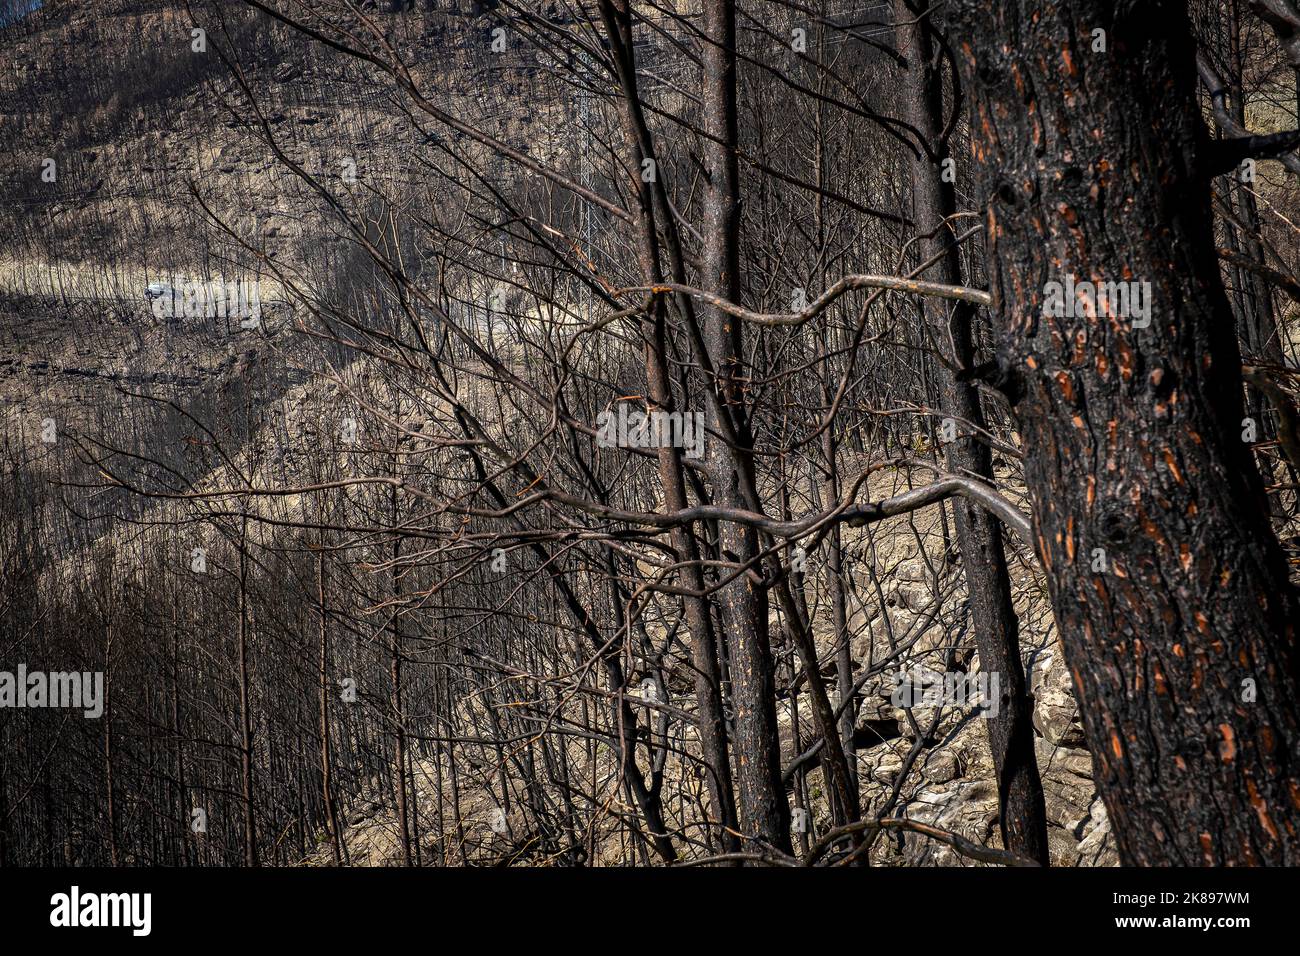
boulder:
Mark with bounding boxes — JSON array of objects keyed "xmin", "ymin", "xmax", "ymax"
[{"xmin": 1029, "ymin": 648, "xmax": 1086, "ymax": 747}]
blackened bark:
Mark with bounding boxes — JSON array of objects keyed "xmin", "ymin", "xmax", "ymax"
[
  {"xmin": 237, "ymin": 514, "xmax": 258, "ymax": 867},
  {"xmin": 700, "ymin": 0, "xmax": 791, "ymax": 853},
  {"xmin": 389, "ymin": 480, "xmax": 413, "ymax": 867},
  {"xmin": 316, "ymin": 550, "xmax": 344, "ymax": 867},
  {"xmin": 894, "ymin": 0, "xmax": 1049, "ymax": 864},
  {"xmin": 952, "ymin": 0, "xmax": 1300, "ymax": 864},
  {"xmin": 102, "ymin": 622, "xmax": 118, "ymax": 867}
]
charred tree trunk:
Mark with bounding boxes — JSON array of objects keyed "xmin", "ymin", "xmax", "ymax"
[
  {"xmin": 389, "ymin": 479, "xmax": 413, "ymax": 868},
  {"xmin": 102, "ymin": 622, "xmax": 118, "ymax": 867},
  {"xmin": 316, "ymin": 549, "xmax": 344, "ymax": 867},
  {"xmin": 895, "ymin": 0, "xmax": 1049, "ymax": 864},
  {"xmin": 237, "ymin": 513, "xmax": 258, "ymax": 867},
  {"xmin": 952, "ymin": 0, "xmax": 1300, "ymax": 864},
  {"xmin": 700, "ymin": 0, "xmax": 791, "ymax": 855},
  {"xmin": 171, "ymin": 607, "xmax": 193, "ymax": 867}
]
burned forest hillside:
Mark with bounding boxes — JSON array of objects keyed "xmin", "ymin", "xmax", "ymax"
[{"xmin": 2, "ymin": 0, "xmax": 1300, "ymax": 875}]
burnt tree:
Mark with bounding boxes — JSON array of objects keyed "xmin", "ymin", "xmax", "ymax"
[{"xmin": 952, "ymin": 0, "xmax": 1300, "ymax": 864}]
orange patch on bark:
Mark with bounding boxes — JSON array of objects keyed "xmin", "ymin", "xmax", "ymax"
[
  {"xmin": 1218, "ymin": 724, "xmax": 1236, "ymax": 761},
  {"xmin": 1056, "ymin": 371, "xmax": 1074, "ymax": 401},
  {"xmin": 1110, "ymin": 732, "xmax": 1124, "ymax": 760},
  {"xmin": 1247, "ymin": 780, "xmax": 1281, "ymax": 842},
  {"xmin": 1162, "ymin": 449, "xmax": 1183, "ymax": 484},
  {"xmin": 1116, "ymin": 342, "xmax": 1134, "ymax": 381},
  {"xmin": 1140, "ymin": 515, "xmax": 1168, "ymax": 550}
]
